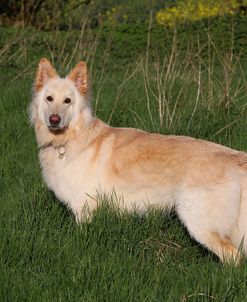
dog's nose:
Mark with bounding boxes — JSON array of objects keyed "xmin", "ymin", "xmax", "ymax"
[{"xmin": 49, "ymin": 114, "xmax": 61, "ymax": 126}]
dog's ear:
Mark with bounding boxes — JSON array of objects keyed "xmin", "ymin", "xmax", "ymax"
[
  {"xmin": 35, "ymin": 58, "xmax": 58, "ymax": 92},
  {"xmin": 67, "ymin": 61, "xmax": 89, "ymax": 96}
]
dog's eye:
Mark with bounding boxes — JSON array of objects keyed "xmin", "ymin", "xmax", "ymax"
[
  {"xmin": 47, "ymin": 96, "xmax": 53, "ymax": 102},
  {"xmin": 64, "ymin": 98, "xmax": 71, "ymax": 104}
]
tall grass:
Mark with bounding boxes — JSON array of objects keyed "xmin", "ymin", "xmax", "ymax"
[{"xmin": 1, "ymin": 21, "xmax": 247, "ymax": 301}]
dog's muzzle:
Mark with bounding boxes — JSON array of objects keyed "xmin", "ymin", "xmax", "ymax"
[
  {"xmin": 49, "ymin": 113, "xmax": 61, "ymax": 125},
  {"xmin": 48, "ymin": 114, "xmax": 62, "ymax": 130}
]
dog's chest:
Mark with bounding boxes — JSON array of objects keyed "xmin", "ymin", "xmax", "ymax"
[{"xmin": 39, "ymin": 147, "xmax": 97, "ymax": 205}]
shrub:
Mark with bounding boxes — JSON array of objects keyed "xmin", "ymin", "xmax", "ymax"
[{"xmin": 156, "ymin": 0, "xmax": 247, "ymax": 27}]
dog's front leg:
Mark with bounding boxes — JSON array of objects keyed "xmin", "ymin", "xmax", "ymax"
[{"xmin": 73, "ymin": 197, "xmax": 98, "ymax": 224}]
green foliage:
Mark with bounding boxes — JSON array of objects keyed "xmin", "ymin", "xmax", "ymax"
[
  {"xmin": 0, "ymin": 0, "xmax": 67, "ymax": 29},
  {"xmin": 1, "ymin": 13, "xmax": 247, "ymax": 84},
  {"xmin": 0, "ymin": 0, "xmax": 171, "ymax": 29}
]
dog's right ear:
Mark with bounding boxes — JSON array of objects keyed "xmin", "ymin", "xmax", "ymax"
[{"xmin": 34, "ymin": 58, "xmax": 58, "ymax": 92}]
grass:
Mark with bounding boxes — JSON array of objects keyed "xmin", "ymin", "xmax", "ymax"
[{"xmin": 1, "ymin": 22, "xmax": 247, "ymax": 301}]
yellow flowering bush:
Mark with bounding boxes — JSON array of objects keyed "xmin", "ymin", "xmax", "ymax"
[{"xmin": 156, "ymin": 0, "xmax": 247, "ymax": 27}]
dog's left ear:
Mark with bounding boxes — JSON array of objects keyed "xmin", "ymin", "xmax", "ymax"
[
  {"xmin": 35, "ymin": 58, "xmax": 58, "ymax": 92},
  {"xmin": 67, "ymin": 61, "xmax": 89, "ymax": 96}
]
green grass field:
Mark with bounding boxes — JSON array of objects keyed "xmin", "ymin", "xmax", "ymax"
[{"xmin": 1, "ymin": 23, "xmax": 247, "ymax": 301}]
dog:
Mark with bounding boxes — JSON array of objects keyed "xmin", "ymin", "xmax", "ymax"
[{"xmin": 30, "ymin": 58, "xmax": 247, "ymax": 263}]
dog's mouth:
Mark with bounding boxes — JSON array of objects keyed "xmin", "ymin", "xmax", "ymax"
[{"xmin": 48, "ymin": 125, "xmax": 67, "ymax": 132}]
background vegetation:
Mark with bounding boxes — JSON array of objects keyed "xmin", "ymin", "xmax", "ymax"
[{"xmin": 1, "ymin": 1, "xmax": 247, "ymax": 301}]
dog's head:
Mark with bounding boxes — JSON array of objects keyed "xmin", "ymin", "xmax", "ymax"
[{"xmin": 30, "ymin": 58, "xmax": 91, "ymax": 131}]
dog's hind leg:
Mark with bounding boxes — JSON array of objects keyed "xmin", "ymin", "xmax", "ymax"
[
  {"xmin": 176, "ymin": 184, "xmax": 241, "ymax": 263},
  {"xmin": 230, "ymin": 181, "xmax": 247, "ymax": 257},
  {"xmin": 180, "ymin": 221, "xmax": 239, "ymax": 263},
  {"xmin": 200, "ymin": 232, "xmax": 239, "ymax": 263},
  {"xmin": 181, "ymin": 222, "xmax": 240, "ymax": 263}
]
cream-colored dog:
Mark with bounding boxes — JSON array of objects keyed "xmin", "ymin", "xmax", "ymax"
[{"xmin": 30, "ymin": 58, "xmax": 247, "ymax": 263}]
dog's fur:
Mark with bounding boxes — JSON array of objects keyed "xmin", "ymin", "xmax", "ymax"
[{"xmin": 30, "ymin": 58, "xmax": 247, "ymax": 263}]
